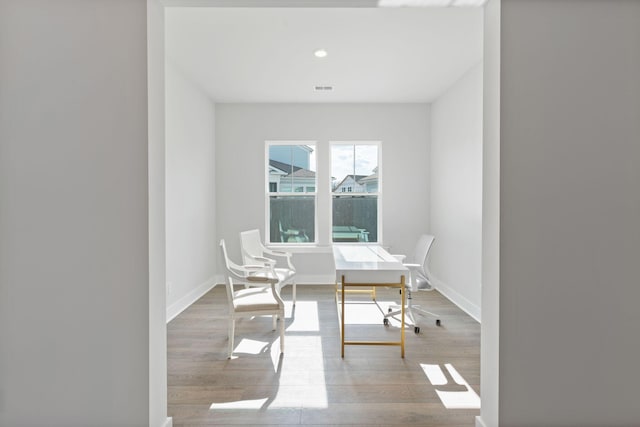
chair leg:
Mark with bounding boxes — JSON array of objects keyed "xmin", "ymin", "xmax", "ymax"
[
  {"xmin": 292, "ymin": 281, "xmax": 296, "ymax": 305},
  {"xmin": 279, "ymin": 309, "xmax": 285, "ymax": 354},
  {"xmin": 272, "ymin": 314, "xmax": 277, "ymax": 331},
  {"xmin": 227, "ymin": 318, "xmax": 235, "ymax": 359}
]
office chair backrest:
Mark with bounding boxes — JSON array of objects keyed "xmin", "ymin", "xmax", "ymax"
[
  {"xmin": 412, "ymin": 234, "xmax": 435, "ymax": 289},
  {"xmin": 240, "ymin": 229, "xmax": 263, "ymax": 265}
]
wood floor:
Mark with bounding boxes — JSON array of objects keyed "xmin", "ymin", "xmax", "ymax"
[{"xmin": 168, "ymin": 285, "xmax": 480, "ymax": 426}]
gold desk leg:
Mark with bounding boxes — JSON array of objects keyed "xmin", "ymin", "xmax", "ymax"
[
  {"xmin": 340, "ymin": 275, "xmax": 405, "ymax": 358},
  {"xmin": 401, "ymin": 275, "xmax": 406, "ymax": 358},
  {"xmin": 341, "ymin": 275, "xmax": 345, "ymax": 358}
]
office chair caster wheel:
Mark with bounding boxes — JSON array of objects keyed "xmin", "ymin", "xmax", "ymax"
[
  {"xmin": 414, "ymin": 326, "xmax": 420, "ymax": 334},
  {"xmin": 383, "ymin": 318, "xmax": 389, "ymax": 326},
  {"xmin": 436, "ymin": 319, "xmax": 441, "ymax": 326}
]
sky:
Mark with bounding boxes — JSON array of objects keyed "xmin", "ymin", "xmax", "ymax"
[
  {"xmin": 269, "ymin": 143, "xmax": 378, "ymax": 189},
  {"xmin": 331, "ymin": 144, "xmax": 378, "ymax": 183}
]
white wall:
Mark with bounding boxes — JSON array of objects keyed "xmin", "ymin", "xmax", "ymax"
[
  {"xmin": 215, "ymin": 104, "xmax": 431, "ymax": 279},
  {"xmin": 5, "ymin": 3, "xmax": 638, "ymax": 427},
  {"xmin": 499, "ymin": 1, "xmax": 640, "ymax": 425},
  {"xmin": 0, "ymin": 1, "xmax": 150, "ymax": 425},
  {"xmin": 148, "ymin": 0, "xmax": 170, "ymax": 425},
  {"xmin": 165, "ymin": 61, "xmax": 217, "ymax": 319},
  {"xmin": 430, "ymin": 62, "xmax": 483, "ymax": 321},
  {"xmin": 478, "ymin": 1, "xmax": 500, "ymax": 426}
]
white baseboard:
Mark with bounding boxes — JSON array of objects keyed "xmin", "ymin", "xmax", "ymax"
[
  {"xmin": 475, "ymin": 415, "xmax": 487, "ymax": 427},
  {"xmin": 161, "ymin": 417, "xmax": 173, "ymax": 427},
  {"xmin": 431, "ymin": 274, "xmax": 481, "ymax": 322},
  {"xmin": 166, "ymin": 276, "xmax": 219, "ymax": 323},
  {"xmin": 165, "ymin": 273, "xmax": 480, "ymax": 323},
  {"xmin": 166, "ymin": 275, "xmax": 335, "ymax": 323},
  {"xmin": 296, "ymin": 274, "xmax": 336, "ymax": 285}
]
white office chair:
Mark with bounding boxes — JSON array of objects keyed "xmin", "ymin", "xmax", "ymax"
[
  {"xmin": 384, "ymin": 234, "xmax": 441, "ymax": 333},
  {"xmin": 240, "ymin": 229, "xmax": 297, "ymax": 305},
  {"xmin": 220, "ymin": 239, "xmax": 285, "ymax": 359}
]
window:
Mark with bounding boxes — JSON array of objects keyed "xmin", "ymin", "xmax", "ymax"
[
  {"xmin": 331, "ymin": 143, "xmax": 380, "ymax": 243},
  {"xmin": 267, "ymin": 143, "xmax": 316, "ymax": 244}
]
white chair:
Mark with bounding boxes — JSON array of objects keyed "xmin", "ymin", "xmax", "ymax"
[
  {"xmin": 384, "ymin": 234, "xmax": 441, "ymax": 333},
  {"xmin": 240, "ymin": 229, "xmax": 297, "ymax": 305},
  {"xmin": 220, "ymin": 239, "xmax": 285, "ymax": 359}
]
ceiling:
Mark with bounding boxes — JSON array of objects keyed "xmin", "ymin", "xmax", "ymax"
[{"xmin": 165, "ymin": 7, "xmax": 483, "ymax": 103}]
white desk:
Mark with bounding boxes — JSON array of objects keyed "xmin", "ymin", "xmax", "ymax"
[{"xmin": 332, "ymin": 245, "xmax": 408, "ymax": 358}]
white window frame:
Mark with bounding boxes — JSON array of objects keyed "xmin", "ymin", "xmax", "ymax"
[
  {"xmin": 330, "ymin": 141, "xmax": 382, "ymax": 245},
  {"xmin": 265, "ymin": 141, "xmax": 318, "ymax": 246}
]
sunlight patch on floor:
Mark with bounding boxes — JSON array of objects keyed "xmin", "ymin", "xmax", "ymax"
[
  {"xmin": 234, "ymin": 338, "xmax": 270, "ymax": 355},
  {"xmin": 213, "ymin": 340, "xmax": 329, "ymax": 410},
  {"xmin": 210, "ymin": 398, "xmax": 269, "ymax": 410},
  {"xmin": 286, "ymin": 301, "xmax": 320, "ymax": 332},
  {"xmin": 421, "ymin": 363, "xmax": 481, "ymax": 409},
  {"xmin": 278, "ymin": 335, "xmax": 328, "ymax": 408}
]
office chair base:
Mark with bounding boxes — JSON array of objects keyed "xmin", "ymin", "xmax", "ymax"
[{"xmin": 385, "ymin": 304, "xmax": 442, "ymax": 330}]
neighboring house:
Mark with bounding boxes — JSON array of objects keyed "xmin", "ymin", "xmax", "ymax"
[
  {"xmin": 268, "ymin": 162, "xmax": 289, "ymax": 192},
  {"xmin": 268, "ymin": 145, "xmax": 316, "ymax": 192},
  {"xmin": 358, "ymin": 166, "xmax": 379, "ymax": 192},
  {"xmin": 333, "ymin": 175, "xmax": 367, "ymax": 193},
  {"xmin": 333, "ymin": 175, "xmax": 376, "ymax": 193},
  {"xmin": 333, "ymin": 167, "xmax": 379, "ymax": 193},
  {"xmin": 269, "ymin": 159, "xmax": 316, "ymax": 192}
]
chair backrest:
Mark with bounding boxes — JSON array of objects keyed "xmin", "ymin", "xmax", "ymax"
[
  {"xmin": 219, "ymin": 239, "xmax": 240, "ymax": 307},
  {"xmin": 240, "ymin": 229, "xmax": 264, "ymax": 265},
  {"xmin": 411, "ymin": 234, "xmax": 435, "ymax": 289},
  {"xmin": 220, "ymin": 238, "xmax": 232, "ymax": 273}
]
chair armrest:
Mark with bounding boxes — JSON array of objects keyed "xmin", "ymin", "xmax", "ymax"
[
  {"xmin": 247, "ymin": 263, "xmax": 285, "ymax": 304},
  {"xmin": 243, "ymin": 264, "xmax": 270, "ymax": 271},
  {"xmin": 230, "ymin": 264, "xmax": 274, "ymax": 279},
  {"xmin": 244, "ymin": 275, "xmax": 283, "ymax": 306},
  {"xmin": 269, "ymin": 280, "xmax": 284, "ymax": 306},
  {"xmin": 264, "ymin": 247, "xmax": 292, "ymax": 258},
  {"xmin": 248, "ymin": 255, "xmax": 276, "ymax": 266},
  {"xmin": 246, "ymin": 275, "xmax": 278, "ymax": 284},
  {"xmin": 263, "ymin": 247, "xmax": 296, "ymax": 272}
]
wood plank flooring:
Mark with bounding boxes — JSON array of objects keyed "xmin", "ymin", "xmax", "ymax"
[{"xmin": 168, "ymin": 285, "xmax": 480, "ymax": 426}]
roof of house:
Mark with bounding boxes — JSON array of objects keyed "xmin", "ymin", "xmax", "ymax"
[
  {"xmin": 358, "ymin": 173, "xmax": 378, "ymax": 183},
  {"xmin": 269, "ymin": 160, "xmax": 315, "ymax": 177},
  {"xmin": 290, "ymin": 168, "xmax": 316, "ymax": 178}
]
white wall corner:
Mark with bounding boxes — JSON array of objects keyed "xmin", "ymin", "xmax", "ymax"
[
  {"xmin": 166, "ymin": 276, "xmax": 219, "ymax": 323},
  {"xmin": 432, "ymin": 275, "xmax": 481, "ymax": 322},
  {"xmin": 475, "ymin": 415, "xmax": 488, "ymax": 427}
]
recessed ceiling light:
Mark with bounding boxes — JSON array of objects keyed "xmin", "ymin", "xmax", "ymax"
[{"xmin": 314, "ymin": 49, "xmax": 328, "ymax": 58}]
